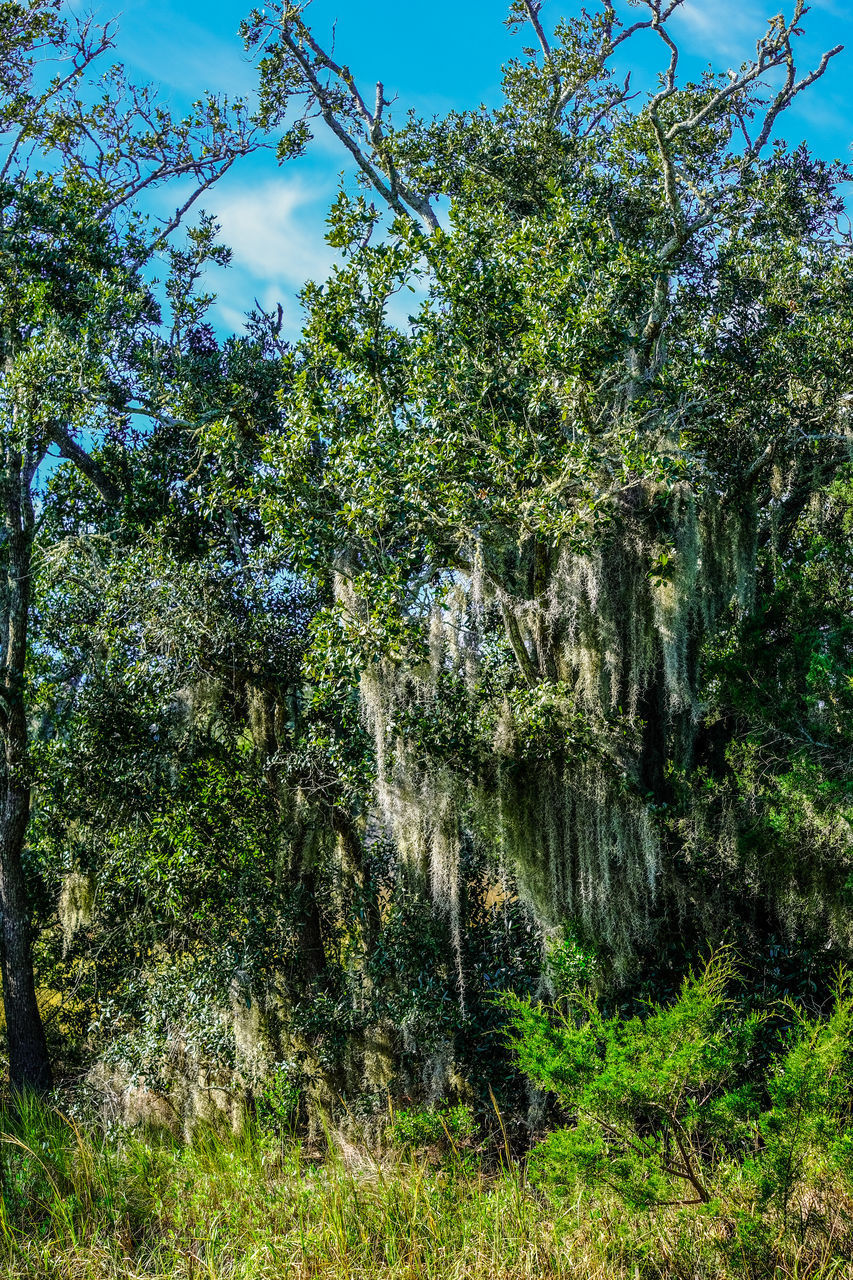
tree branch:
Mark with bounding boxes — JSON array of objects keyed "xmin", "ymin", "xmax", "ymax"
[
  {"xmin": 49, "ymin": 427, "xmax": 123, "ymax": 506},
  {"xmin": 519, "ymin": 0, "xmax": 560, "ymax": 97},
  {"xmin": 499, "ymin": 600, "xmax": 539, "ymax": 688},
  {"xmin": 250, "ymin": 7, "xmax": 439, "ymax": 232}
]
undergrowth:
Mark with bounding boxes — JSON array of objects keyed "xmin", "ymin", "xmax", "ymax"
[
  {"xmin": 0, "ymin": 1089, "xmax": 850, "ymax": 1279},
  {"xmin": 2, "ymin": 953, "xmax": 853, "ymax": 1278}
]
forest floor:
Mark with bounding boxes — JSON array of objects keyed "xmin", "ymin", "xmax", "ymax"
[{"xmin": 0, "ymin": 1097, "xmax": 851, "ymax": 1280}]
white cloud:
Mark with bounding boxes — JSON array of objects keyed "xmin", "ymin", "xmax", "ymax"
[
  {"xmin": 670, "ymin": 0, "xmax": 765, "ymax": 65},
  {"xmin": 113, "ymin": 0, "xmax": 256, "ymax": 99},
  {"xmin": 201, "ymin": 175, "xmax": 433, "ymax": 339},
  {"xmin": 785, "ymin": 92, "xmax": 850, "ymax": 142},
  {"xmin": 212, "ymin": 176, "xmax": 337, "ymax": 288},
  {"xmin": 200, "ymin": 176, "xmax": 340, "ymax": 337}
]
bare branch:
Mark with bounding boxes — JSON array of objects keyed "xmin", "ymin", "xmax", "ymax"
[
  {"xmin": 551, "ymin": 0, "xmax": 686, "ymax": 119},
  {"xmin": 0, "ymin": 17, "xmax": 115, "ymax": 183},
  {"xmin": 122, "ymin": 404, "xmax": 228, "ymax": 433},
  {"xmin": 520, "ymin": 0, "xmax": 561, "ymax": 97},
  {"xmin": 751, "ymin": 41, "xmax": 843, "ymax": 156},
  {"xmin": 251, "ymin": 7, "xmax": 439, "ymax": 232},
  {"xmin": 650, "ymin": 2, "xmax": 843, "ymax": 158},
  {"xmin": 648, "ymin": 18, "xmax": 684, "ymax": 233},
  {"xmin": 297, "ymin": 19, "xmax": 377, "ymax": 129},
  {"xmin": 580, "ymin": 73, "xmax": 638, "ymax": 138}
]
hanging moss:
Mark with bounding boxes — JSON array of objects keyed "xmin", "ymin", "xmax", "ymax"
[
  {"xmin": 58, "ymin": 870, "xmax": 95, "ymax": 955},
  {"xmin": 356, "ymin": 483, "xmax": 760, "ymax": 977}
]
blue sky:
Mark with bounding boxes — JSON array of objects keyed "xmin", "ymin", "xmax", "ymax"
[{"xmin": 98, "ymin": 0, "xmax": 853, "ymax": 336}]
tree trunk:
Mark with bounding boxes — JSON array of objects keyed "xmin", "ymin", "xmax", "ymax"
[
  {"xmin": 0, "ymin": 779, "xmax": 50, "ymax": 1091},
  {"xmin": 0, "ymin": 454, "xmax": 51, "ymax": 1090},
  {"xmin": 249, "ymin": 680, "xmax": 330, "ymax": 987}
]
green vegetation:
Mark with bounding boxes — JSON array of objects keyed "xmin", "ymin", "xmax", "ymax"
[
  {"xmin": 387, "ymin": 1102, "xmax": 476, "ymax": 1151},
  {"xmin": 2, "ymin": 0, "xmax": 853, "ymax": 1272},
  {"xmin": 4, "ymin": 960, "xmax": 853, "ymax": 1279},
  {"xmin": 507, "ymin": 952, "xmax": 853, "ymax": 1260},
  {"xmin": 1, "ymin": 1101, "xmax": 636, "ymax": 1280}
]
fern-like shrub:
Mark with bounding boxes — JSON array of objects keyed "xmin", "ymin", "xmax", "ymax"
[{"xmin": 503, "ymin": 951, "xmax": 853, "ymax": 1268}]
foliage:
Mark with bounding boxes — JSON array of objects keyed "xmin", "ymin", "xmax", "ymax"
[
  {"xmin": 387, "ymin": 1102, "xmax": 476, "ymax": 1152},
  {"xmin": 0, "ymin": 0, "xmax": 263, "ymax": 1088},
  {"xmin": 504, "ymin": 950, "xmax": 853, "ymax": 1268},
  {"xmin": 1, "ymin": 0, "xmax": 852, "ymax": 1225},
  {"xmin": 236, "ymin": 0, "xmax": 853, "ymax": 985},
  {"xmin": 0, "ymin": 1093, "xmax": 849, "ymax": 1278}
]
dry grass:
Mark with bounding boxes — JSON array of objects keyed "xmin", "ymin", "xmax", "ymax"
[{"xmin": 0, "ymin": 1096, "xmax": 851, "ymax": 1279}]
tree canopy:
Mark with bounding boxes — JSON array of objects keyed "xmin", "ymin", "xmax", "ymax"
[{"xmin": 0, "ymin": 0, "xmax": 852, "ymax": 1136}]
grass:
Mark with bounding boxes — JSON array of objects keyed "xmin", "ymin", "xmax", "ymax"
[{"xmin": 0, "ymin": 1094, "xmax": 851, "ymax": 1279}]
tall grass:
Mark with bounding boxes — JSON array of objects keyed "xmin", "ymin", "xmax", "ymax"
[{"xmin": 0, "ymin": 1095, "xmax": 849, "ymax": 1279}]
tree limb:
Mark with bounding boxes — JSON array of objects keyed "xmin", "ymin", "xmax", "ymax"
[
  {"xmin": 249, "ymin": 7, "xmax": 439, "ymax": 232},
  {"xmin": 49, "ymin": 427, "xmax": 123, "ymax": 506}
]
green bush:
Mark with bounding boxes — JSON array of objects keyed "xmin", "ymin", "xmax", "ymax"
[
  {"xmin": 503, "ymin": 950, "xmax": 853, "ymax": 1268},
  {"xmin": 386, "ymin": 1103, "xmax": 476, "ymax": 1151},
  {"xmin": 254, "ymin": 1062, "xmax": 300, "ymax": 1136}
]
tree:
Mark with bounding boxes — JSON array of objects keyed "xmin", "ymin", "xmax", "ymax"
[
  {"xmin": 241, "ymin": 0, "xmax": 853, "ymax": 978},
  {"xmin": 0, "ymin": 0, "xmax": 263, "ymax": 1089},
  {"xmin": 29, "ymin": 449, "xmax": 543, "ymax": 1119}
]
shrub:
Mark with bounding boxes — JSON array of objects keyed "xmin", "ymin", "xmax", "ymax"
[
  {"xmin": 254, "ymin": 1062, "xmax": 300, "ymax": 1136},
  {"xmin": 387, "ymin": 1103, "xmax": 476, "ymax": 1152},
  {"xmin": 502, "ymin": 950, "xmax": 853, "ymax": 1269}
]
